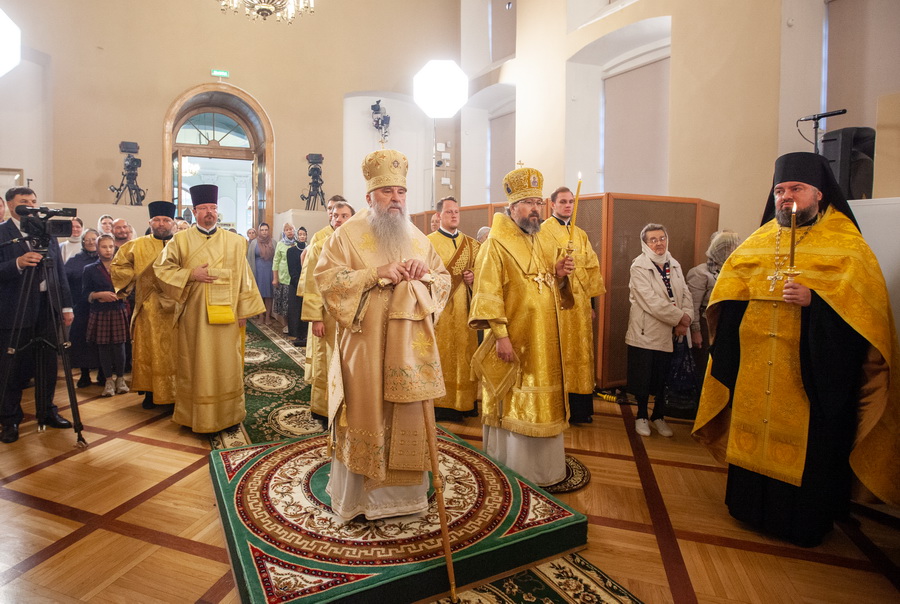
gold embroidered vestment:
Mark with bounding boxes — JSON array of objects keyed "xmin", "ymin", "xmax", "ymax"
[
  {"xmin": 314, "ymin": 209, "xmax": 451, "ymax": 490},
  {"xmin": 541, "ymin": 218, "xmax": 605, "ymax": 394},
  {"xmin": 427, "ymin": 231, "xmax": 480, "ymax": 413}
]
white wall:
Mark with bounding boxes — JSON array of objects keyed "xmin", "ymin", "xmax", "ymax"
[
  {"xmin": 0, "ymin": 55, "xmax": 49, "ymax": 197},
  {"xmin": 342, "ymin": 93, "xmax": 432, "ymax": 215},
  {"xmin": 460, "ymin": 106, "xmax": 490, "ymax": 205},
  {"xmin": 603, "ymin": 58, "xmax": 670, "ymax": 196},
  {"xmin": 777, "ymin": 0, "xmax": 827, "ymax": 155},
  {"xmin": 565, "ymin": 61, "xmax": 604, "ymax": 194}
]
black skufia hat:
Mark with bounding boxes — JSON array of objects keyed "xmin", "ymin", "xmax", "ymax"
[
  {"xmin": 760, "ymin": 152, "xmax": 859, "ymax": 231},
  {"xmin": 189, "ymin": 184, "xmax": 218, "ymax": 207},
  {"xmin": 148, "ymin": 201, "xmax": 176, "ymax": 219}
]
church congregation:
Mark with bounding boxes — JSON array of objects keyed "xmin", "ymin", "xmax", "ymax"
[{"xmin": 2, "ymin": 1, "xmax": 899, "ymax": 601}]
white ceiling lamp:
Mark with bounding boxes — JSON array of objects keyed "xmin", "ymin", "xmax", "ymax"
[
  {"xmin": 0, "ymin": 9, "xmax": 22, "ymax": 79},
  {"xmin": 216, "ymin": 0, "xmax": 315, "ymax": 24},
  {"xmin": 414, "ymin": 60, "xmax": 469, "ymax": 119}
]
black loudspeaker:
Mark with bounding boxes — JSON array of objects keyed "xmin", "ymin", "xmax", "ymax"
[{"xmin": 821, "ymin": 127, "xmax": 876, "ymax": 200}]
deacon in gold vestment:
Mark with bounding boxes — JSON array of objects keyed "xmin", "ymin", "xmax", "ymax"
[
  {"xmin": 542, "ymin": 186, "xmax": 605, "ymax": 423},
  {"xmin": 427, "ymin": 196, "xmax": 480, "ymax": 421},
  {"xmin": 110, "ymin": 201, "xmax": 178, "ymax": 409},
  {"xmin": 315, "ymin": 150, "xmax": 450, "ymax": 520},
  {"xmin": 154, "ymin": 185, "xmax": 265, "ymax": 433},
  {"xmin": 693, "ymin": 152, "xmax": 900, "ymax": 547},
  {"xmin": 469, "ymin": 167, "xmax": 575, "ymax": 487},
  {"xmin": 300, "ymin": 201, "xmax": 354, "ymax": 426}
]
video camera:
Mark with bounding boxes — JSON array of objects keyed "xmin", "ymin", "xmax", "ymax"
[
  {"xmin": 16, "ymin": 206, "xmax": 77, "ymax": 250},
  {"xmin": 306, "ymin": 154, "xmax": 324, "ymax": 180}
]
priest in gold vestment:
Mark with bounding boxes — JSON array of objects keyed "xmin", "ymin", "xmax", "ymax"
[
  {"xmin": 111, "ymin": 201, "xmax": 177, "ymax": 409},
  {"xmin": 300, "ymin": 201, "xmax": 354, "ymax": 426},
  {"xmin": 297, "ymin": 196, "xmax": 341, "ymax": 392},
  {"xmin": 542, "ymin": 186, "xmax": 605, "ymax": 423},
  {"xmin": 469, "ymin": 167, "xmax": 575, "ymax": 487},
  {"xmin": 315, "ymin": 150, "xmax": 451, "ymax": 520},
  {"xmin": 154, "ymin": 185, "xmax": 265, "ymax": 433},
  {"xmin": 427, "ymin": 196, "xmax": 480, "ymax": 422},
  {"xmin": 693, "ymin": 152, "xmax": 900, "ymax": 547}
]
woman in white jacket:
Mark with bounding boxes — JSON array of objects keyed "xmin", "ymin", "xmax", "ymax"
[{"xmin": 625, "ymin": 223, "xmax": 693, "ymax": 438}]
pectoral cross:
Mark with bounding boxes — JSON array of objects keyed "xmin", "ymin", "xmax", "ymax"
[
  {"xmin": 533, "ymin": 272, "xmax": 549, "ymax": 293},
  {"xmin": 767, "ymin": 272, "xmax": 783, "ymax": 292}
]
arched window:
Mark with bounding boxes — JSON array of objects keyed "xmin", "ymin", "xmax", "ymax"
[{"xmin": 176, "ymin": 112, "xmax": 251, "ymax": 148}]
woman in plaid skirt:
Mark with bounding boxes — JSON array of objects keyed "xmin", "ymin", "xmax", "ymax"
[{"xmin": 83, "ymin": 234, "xmax": 130, "ymax": 397}]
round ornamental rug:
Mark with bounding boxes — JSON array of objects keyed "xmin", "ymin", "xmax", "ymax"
[
  {"xmin": 234, "ymin": 435, "xmax": 516, "ymax": 564},
  {"xmin": 212, "ymin": 432, "xmax": 588, "ymax": 603},
  {"xmin": 543, "ymin": 455, "xmax": 591, "ymax": 494}
]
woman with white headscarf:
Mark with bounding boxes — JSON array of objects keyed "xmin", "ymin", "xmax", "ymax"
[{"xmin": 625, "ymin": 223, "xmax": 693, "ymax": 438}]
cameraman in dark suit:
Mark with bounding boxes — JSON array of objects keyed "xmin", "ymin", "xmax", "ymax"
[{"xmin": 0, "ymin": 188, "xmax": 74, "ymax": 443}]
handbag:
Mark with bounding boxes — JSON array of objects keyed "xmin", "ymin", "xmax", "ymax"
[{"xmin": 665, "ymin": 336, "xmax": 699, "ymax": 419}]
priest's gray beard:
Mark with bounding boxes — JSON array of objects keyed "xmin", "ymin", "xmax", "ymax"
[
  {"xmin": 514, "ymin": 210, "xmax": 542, "ymax": 235},
  {"xmin": 368, "ymin": 203, "xmax": 412, "ymax": 261}
]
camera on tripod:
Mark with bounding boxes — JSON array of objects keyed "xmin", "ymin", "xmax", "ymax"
[
  {"xmin": 301, "ymin": 154, "xmax": 326, "ymax": 210},
  {"xmin": 108, "ymin": 141, "xmax": 146, "ymax": 206},
  {"xmin": 16, "ymin": 206, "xmax": 77, "ymax": 251},
  {"xmin": 307, "ymin": 153, "xmax": 324, "ymax": 177}
]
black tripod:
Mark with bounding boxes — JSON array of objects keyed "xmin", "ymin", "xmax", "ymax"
[
  {"xmin": 110, "ymin": 162, "xmax": 146, "ymax": 206},
  {"xmin": 301, "ymin": 165, "xmax": 326, "ymax": 211},
  {"xmin": 0, "ymin": 238, "xmax": 86, "ymax": 446}
]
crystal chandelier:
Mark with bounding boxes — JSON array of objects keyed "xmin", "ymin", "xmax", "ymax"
[{"xmin": 217, "ymin": 0, "xmax": 315, "ymax": 24}]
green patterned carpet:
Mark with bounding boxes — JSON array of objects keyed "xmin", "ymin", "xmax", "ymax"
[
  {"xmin": 211, "ymin": 320, "xmax": 641, "ymax": 603},
  {"xmin": 213, "ymin": 321, "xmax": 321, "ymax": 449}
]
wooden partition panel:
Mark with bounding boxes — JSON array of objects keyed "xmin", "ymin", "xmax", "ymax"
[
  {"xmin": 411, "ymin": 213, "xmax": 427, "ymax": 233},
  {"xmin": 417, "ymin": 193, "xmax": 719, "ymax": 390},
  {"xmin": 459, "ymin": 205, "xmax": 492, "ymax": 238},
  {"xmin": 597, "ymin": 193, "xmax": 718, "ymax": 388}
]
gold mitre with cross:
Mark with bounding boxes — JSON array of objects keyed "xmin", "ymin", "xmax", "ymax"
[
  {"xmin": 503, "ymin": 165, "xmax": 543, "ymax": 204},
  {"xmin": 361, "ymin": 149, "xmax": 408, "ymax": 193}
]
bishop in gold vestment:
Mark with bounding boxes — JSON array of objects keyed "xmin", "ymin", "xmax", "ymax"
[
  {"xmin": 469, "ymin": 167, "xmax": 574, "ymax": 487},
  {"xmin": 153, "ymin": 185, "xmax": 265, "ymax": 433},
  {"xmin": 110, "ymin": 201, "xmax": 178, "ymax": 408},
  {"xmin": 427, "ymin": 196, "xmax": 480, "ymax": 421},
  {"xmin": 543, "ymin": 186, "xmax": 605, "ymax": 422},
  {"xmin": 693, "ymin": 153, "xmax": 900, "ymax": 547},
  {"xmin": 315, "ymin": 150, "xmax": 451, "ymax": 520}
]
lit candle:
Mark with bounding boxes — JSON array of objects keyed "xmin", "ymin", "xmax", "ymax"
[
  {"xmin": 789, "ymin": 201, "xmax": 797, "ymax": 267},
  {"xmin": 570, "ymin": 172, "xmax": 582, "ymax": 230}
]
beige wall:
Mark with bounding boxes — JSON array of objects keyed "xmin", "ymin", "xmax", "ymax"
[{"xmin": 0, "ymin": 0, "xmax": 460, "ymax": 213}]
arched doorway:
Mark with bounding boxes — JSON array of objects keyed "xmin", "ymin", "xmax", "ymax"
[{"xmin": 163, "ymin": 83, "xmax": 275, "ymax": 230}]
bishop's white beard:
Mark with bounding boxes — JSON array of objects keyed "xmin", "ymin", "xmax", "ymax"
[{"xmin": 368, "ymin": 203, "xmax": 412, "ymax": 262}]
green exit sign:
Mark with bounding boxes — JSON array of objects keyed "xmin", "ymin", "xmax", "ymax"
[{"xmin": 211, "ymin": 69, "xmax": 230, "ymax": 78}]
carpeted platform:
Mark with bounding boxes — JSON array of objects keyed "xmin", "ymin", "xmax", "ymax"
[{"xmin": 210, "ymin": 430, "xmax": 588, "ymax": 603}]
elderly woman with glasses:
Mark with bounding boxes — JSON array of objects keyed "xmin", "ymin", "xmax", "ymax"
[{"xmin": 625, "ymin": 223, "xmax": 693, "ymax": 438}]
